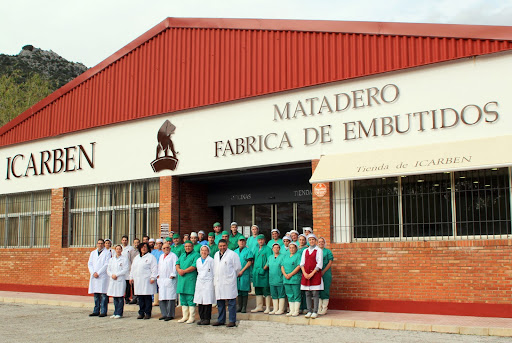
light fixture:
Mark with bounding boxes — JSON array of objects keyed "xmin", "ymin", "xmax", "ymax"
[
  {"xmin": 447, "ymin": 187, "xmax": 452, "ymax": 190},
  {"xmin": 401, "ymin": 176, "xmax": 406, "ymax": 178},
  {"xmin": 434, "ymin": 184, "xmax": 440, "ymax": 186},
  {"xmin": 485, "ymin": 184, "xmax": 491, "ymax": 187},
  {"xmin": 417, "ymin": 179, "xmax": 424, "ymax": 182},
  {"xmin": 491, "ymin": 168, "xmax": 498, "ymax": 171},
  {"xmin": 473, "ymin": 181, "xmax": 479, "ymax": 184},
  {"xmin": 460, "ymin": 176, "xmax": 466, "ymax": 179}
]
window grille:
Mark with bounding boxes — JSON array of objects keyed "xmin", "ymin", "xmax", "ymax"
[
  {"xmin": 333, "ymin": 168, "xmax": 511, "ymax": 242},
  {"xmin": 69, "ymin": 179, "xmax": 159, "ymax": 246},
  {"xmin": 0, "ymin": 191, "xmax": 51, "ymax": 248}
]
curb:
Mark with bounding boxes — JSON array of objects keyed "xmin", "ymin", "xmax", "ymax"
[{"xmin": 1, "ymin": 297, "xmax": 512, "ymax": 337}]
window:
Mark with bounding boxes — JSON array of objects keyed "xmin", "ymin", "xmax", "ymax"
[
  {"xmin": 0, "ymin": 191, "xmax": 51, "ymax": 248},
  {"xmin": 333, "ymin": 168, "xmax": 511, "ymax": 242},
  {"xmin": 69, "ymin": 180, "xmax": 159, "ymax": 246}
]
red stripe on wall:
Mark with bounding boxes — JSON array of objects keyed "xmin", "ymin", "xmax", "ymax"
[{"xmin": 0, "ymin": 283, "xmax": 89, "ymax": 296}]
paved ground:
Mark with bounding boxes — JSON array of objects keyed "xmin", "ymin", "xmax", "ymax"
[{"xmin": 2, "ymin": 303, "xmax": 511, "ymax": 343}]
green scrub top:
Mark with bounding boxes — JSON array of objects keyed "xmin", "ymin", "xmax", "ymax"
[
  {"xmin": 297, "ymin": 246, "xmax": 308, "ymax": 256},
  {"xmin": 267, "ymin": 238, "xmax": 284, "ymax": 249},
  {"xmin": 235, "ymin": 247, "xmax": 254, "ymax": 292},
  {"xmin": 208, "ymin": 244, "xmax": 219, "ymax": 258},
  {"xmin": 266, "ymin": 254, "xmax": 284, "ymax": 286},
  {"xmin": 322, "ymin": 248, "xmax": 334, "ymax": 280},
  {"xmin": 281, "ymin": 252, "xmax": 302, "ymax": 284},
  {"xmin": 280, "ymin": 246, "xmax": 290, "ymax": 255},
  {"xmin": 247, "ymin": 236, "xmax": 259, "ymax": 254},
  {"xmin": 252, "ymin": 245, "xmax": 272, "ymax": 287},
  {"xmin": 214, "ymin": 233, "xmax": 223, "ymax": 244},
  {"xmin": 193, "ymin": 243, "xmax": 202, "ymax": 254},
  {"xmin": 176, "ymin": 251, "xmax": 200, "ymax": 294},
  {"xmin": 228, "ymin": 232, "xmax": 244, "ymax": 250},
  {"xmin": 171, "ymin": 244, "xmax": 184, "ymax": 258}
]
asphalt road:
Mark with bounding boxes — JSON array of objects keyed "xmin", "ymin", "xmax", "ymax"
[{"xmin": 1, "ymin": 303, "xmax": 509, "ymax": 343}]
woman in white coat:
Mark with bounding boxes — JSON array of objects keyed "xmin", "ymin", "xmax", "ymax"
[
  {"xmin": 107, "ymin": 245, "xmax": 129, "ymax": 318},
  {"xmin": 129, "ymin": 242, "xmax": 158, "ymax": 319},
  {"xmin": 194, "ymin": 245, "xmax": 216, "ymax": 325},
  {"xmin": 157, "ymin": 243, "xmax": 178, "ymax": 321}
]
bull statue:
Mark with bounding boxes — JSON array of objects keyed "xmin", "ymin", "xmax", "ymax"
[{"xmin": 156, "ymin": 120, "xmax": 177, "ymax": 159}]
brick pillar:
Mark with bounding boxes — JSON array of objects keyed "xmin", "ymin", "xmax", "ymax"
[
  {"xmin": 50, "ymin": 188, "xmax": 64, "ymax": 251},
  {"xmin": 159, "ymin": 176, "xmax": 180, "ymax": 237},
  {"xmin": 311, "ymin": 160, "xmax": 332, "ymax": 244}
]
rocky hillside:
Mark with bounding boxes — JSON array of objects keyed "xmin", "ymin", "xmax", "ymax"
[{"xmin": 0, "ymin": 45, "xmax": 88, "ymax": 89}]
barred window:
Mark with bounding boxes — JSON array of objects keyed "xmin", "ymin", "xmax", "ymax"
[
  {"xmin": 0, "ymin": 191, "xmax": 51, "ymax": 248},
  {"xmin": 333, "ymin": 167, "xmax": 511, "ymax": 242},
  {"xmin": 69, "ymin": 180, "xmax": 159, "ymax": 247}
]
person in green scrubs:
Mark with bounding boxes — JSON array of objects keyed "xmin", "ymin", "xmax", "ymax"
[
  {"xmin": 266, "ymin": 243, "xmax": 285, "ymax": 315},
  {"xmin": 297, "ymin": 234, "xmax": 308, "ymax": 313},
  {"xmin": 228, "ymin": 222, "xmax": 244, "ymax": 250},
  {"xmin": 235, "ymin": 236, "xmax": 254, "ymax": 313},
  {"xmin": 246, "ymin": 225, "xmax": 260, "ymax": 254},
  {"xmin": 221, "ymin": 231, "xmax": 230, "ymax": 244},
  {"xmin": 207, "ymin": 232, "xmax": 219, "ymax": 258},
  {"xmin": 267, "ymin": 229, "xmax": 284, "ymax": 249},
  {"xmin": 190, "ymin": 232, "xmax": 202, "ymax": 253},
  {"xmin": 251, "ymin": 234, "xmax": 273, "ymax": 313},
  {"xmin": 281, "ymin": 235, "xmax": 291, "ymax": 255},
  {"xmin": 318, "ymin": 237, "xmax": 333, "ymax": 315},
  {"xmin": 171, "ymin": 233, "xmax": 184, "ymax": 258},
  {"xmin": 176, "ymin": 241, "xmax": 200, "ymax": 324},
  {"xmin": 213, "ymin": 222, "xmax": 223, "ymax": 244},
  {"xmin": 281, "ymin": 241, "xmax": 302, "ymax": 316}
]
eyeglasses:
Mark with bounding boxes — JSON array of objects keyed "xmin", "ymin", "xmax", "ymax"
[{"xmin": 163, "ymin": 247, "xmax": 170, "ymax": 249}]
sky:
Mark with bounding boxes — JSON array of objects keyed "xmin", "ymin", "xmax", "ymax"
[{"xmin": 2, "ymin": 0, "xmax": 512, "ymax": 68}]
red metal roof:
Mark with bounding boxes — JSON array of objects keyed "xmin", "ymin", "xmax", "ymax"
[{"xmin": 2, "ymin": 18, "xmax": 512, "ymax": 147}]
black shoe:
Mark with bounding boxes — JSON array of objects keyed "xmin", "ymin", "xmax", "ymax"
[
  {"xmin": 212, "ymin": 321, "xmax": 225, "ymax": 326},
  {"xmin": 129, "ymin": 299, "xmax": 138, "ymax": 305},
  {"xmin": 197, "ymin": 319, "xmax": 204, "ymax": 325},
  {"xmin": 144, "ymin": 314, "xmax": 151, "ymax": 319},
  {"xmin": 236, "ymin": 296, "xmax": 242, "ymax": 312},
  {"xmin": 89, "ymin": 313, "xmax": 99, "ymax": 317},
  {"xmin": 137, "ymin": 314, "xmax": 144, "ymax": 319},
  {"xmin": 164, "ymin": 317, "xmax": 174, "ymax": 321},
  {"xmin": 159, "ymin": 316, "xmax": 166, "ymax": 320},
  {"xmin": 125, "ymin": 299, "xmax": 130, "ymax": 304},
  {"xmin": 98, "ymin": 313, "xmax": 107, "ymax": 317},
  {"xmin": 226, "ymin": 322, "xmax": 237, "ymax": 327}
]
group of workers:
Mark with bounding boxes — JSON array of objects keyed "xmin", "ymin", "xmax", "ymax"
[{"xmin": 87, "ymin": 222, "xmax": 334, "ymax": 327}]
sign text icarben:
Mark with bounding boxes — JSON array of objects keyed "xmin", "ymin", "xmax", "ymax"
[{"xmin": 5, "ymin": 142, "xmax": 96, "ymax": 180}]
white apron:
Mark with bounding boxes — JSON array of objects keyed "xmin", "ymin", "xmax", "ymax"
[
  {"xmin": 157, "ymin": 252, "xmax": 178, "ymax": 300},
  {"xmin": 107, "ymin": 255, "xmax": 129, "ymax": 297},
  {"xmin": 130, "ymin": 253, "xmax": 158, "ymax": 295},
  {"xmin": 193, "ymin": 256, "xmax": 216, "ymax": 305},
  {"xmin": 213, "ymin": 249, "xmax": 242, "ymax": 300},
  {"xmin": 88, "ymin": 249, "xmax": 111, "ymax": 294}
]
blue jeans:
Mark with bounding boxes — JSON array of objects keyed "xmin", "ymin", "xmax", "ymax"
[
  {"xmin": 93, "ymin": 293, "xmax": 108, "ymax": 315},
  {"xmin": 113, "ymin": 297, "xmax": 124, "ymax": 316},
  {"xmin": 217, "ymin": 299, "xmax": 236, "ymax": 324}
]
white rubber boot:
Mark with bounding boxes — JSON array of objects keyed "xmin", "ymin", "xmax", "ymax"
[
  {"xmin": 317, "ymin": 299, "xmax": 324, "ymax": 315},
  {"xmin": 263, "ymin": 296, "xmax": 272, "ymax": 314},
  {"xmin": 286, "ymin": 301, "xmax": 293, "ymax": 317},
  {"xmin": 152, "ymin": 293, "xmax": 159, "ymax": 306},
  {"xmin": 319, "ymin": 299, "xmax": 329, "ymax": 315},
  {"xmin": 269, "ymin": 299, "xmax": 278, "ymax": 315},
  {"xmin": 292, "ymin": 302, "xmax": 300, "ymax": 317},
  {"xmin": 275, "ymin": 298, "xmax": 286, "ymax": 315},
  {"xmin": 177, "ymin": 306, "xmax": 189, "ymax": 323},
  {"xmin": 186, "ymin": 306, "xmax": 196, "ymax": 324},
  {"xmin": 251, "ymin": 295, "xmax": 264, "ymax": 312}
]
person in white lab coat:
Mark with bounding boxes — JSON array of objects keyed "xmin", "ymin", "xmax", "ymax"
[
  {"xmin": 107, "ymin": 244, "xmax": 129, "ymax": 318},
  {"xmin": 120, "ymin": 235, "xmax": 134, "ymax": 304},
  {"xmin": 212, "ymin": 239, "xmax": 241, "ymax": 327},
  {"xmin": 130, "ymin": 242, "xmax": 158, "ymax": 319},
  {"xmin": 194, "ymin": 245, "xmax": 216, "ymax": 325},
  {"xmin": 88, "ymin": 239, "xmax": 111, "ymax": 317},
  {"xmin": 157, "ymin": 243, "xmax": 178, "ymax": 321}
]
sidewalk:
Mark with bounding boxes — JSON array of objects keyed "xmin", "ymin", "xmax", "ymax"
[{"xmin": 1, "ymin": 291, "xmax": 511, "ymax": 337}]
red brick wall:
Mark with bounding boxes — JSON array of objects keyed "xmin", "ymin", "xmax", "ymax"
[
  {"xmin": 178, "ymin": 180, "xmax": 221, "ymax": 234},
  {"xmin": 311, "ymin": 159, "xmax": 332, "ymax": 243}
]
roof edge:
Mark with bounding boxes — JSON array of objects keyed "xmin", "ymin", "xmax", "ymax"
[{"xmin": 2, "ymin": 17, "xmax": 512, "ymax": 137}]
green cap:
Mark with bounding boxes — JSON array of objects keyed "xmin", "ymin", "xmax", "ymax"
[
  {"xmin": 213, "ymin": 222, "xmax": 221, "ymax": 227},
  {"xmin": 221, "ymin": 231, "xmax": 229, "ymax": 236},
  {"xmin": 208, "ymin": 232, "xmax": 215, "ymax": 237},
  {"xmin": 184, "ymin": 240, "xmax": 193, "ymax": 245},
  {"xmin": 238, "ymin": 236, "xmax": 246, "ymax": 241},
  {"xmin": 165, "ymin": 237, "xmax": 172, "ymax": 242},
  {"xmin": 257, "ymin": 234, "xmax": 265, "ymax": 240},
  {"xmin": 172, "ymin": 233, "xmax": 180, "ymax": 239}
]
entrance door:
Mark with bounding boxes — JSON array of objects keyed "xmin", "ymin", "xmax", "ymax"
[{"xmin": 232, "ymin": 201, "xmax": 312, "ymax": 240}]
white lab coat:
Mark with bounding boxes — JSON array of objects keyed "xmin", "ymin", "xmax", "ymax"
[
  {"xmin": 88, "ymin": 248, "xmax": 111, "ymax": 294},
  {"xmin": 157, "ymin": 252, "xmax": 178, "ymax": 300},
  {"xmin": 213, "ymin": 249, "xmax": 241, "ymax": 300},
  {"xmin": 193, "ymin": 256, "xmax": 216, "ymax": 305},
  {"xmin": 107, "ymin": 254, "xmax": 129, "ymax": 297},
  {"xmin": 130, "ymin": 252, "xmax": 158, "ymax": 295}
]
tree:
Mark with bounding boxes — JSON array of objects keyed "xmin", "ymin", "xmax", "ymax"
[{"xmin": 0, "ymin": 71, "xmax": 54, "ymax": 127}]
